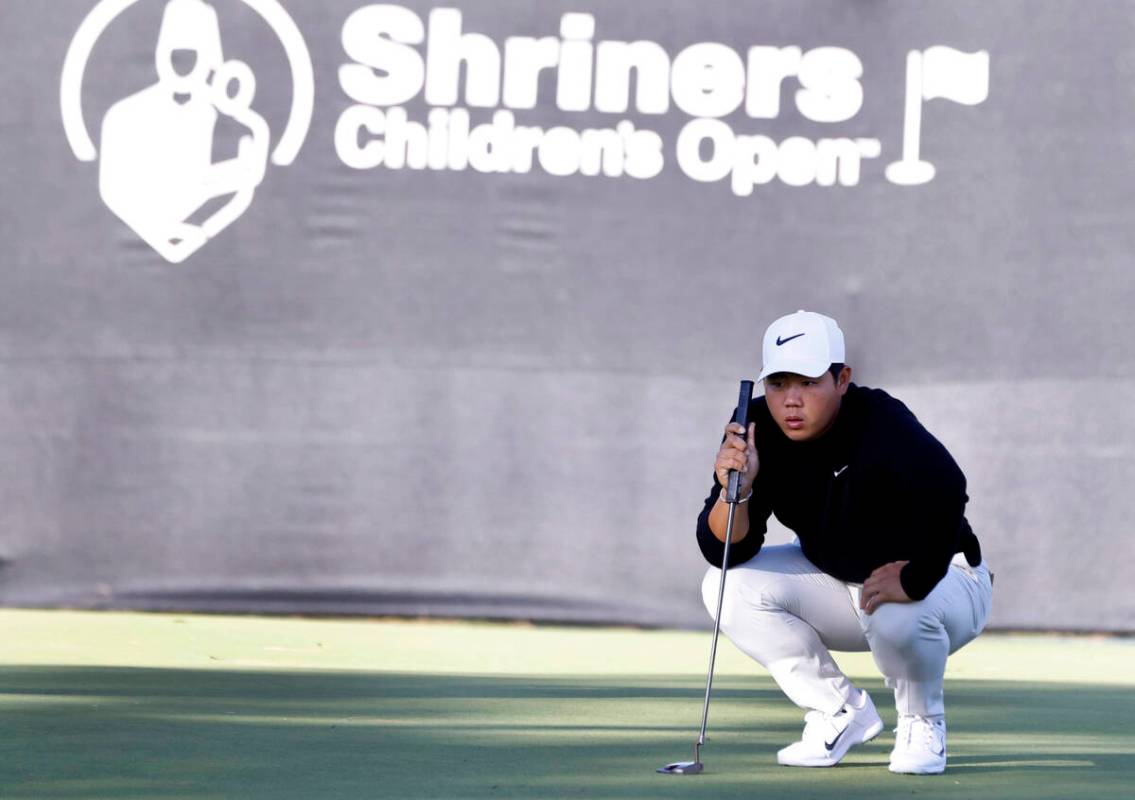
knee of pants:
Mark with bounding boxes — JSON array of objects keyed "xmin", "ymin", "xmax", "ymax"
[
  {"xmin": 702, "ymin": 568, "xmax": 726, "ymax": 619},
  {"xmin": 702, "ymin": 568, "xmax": 741, "ymax": 629},
  {"xmin": 862, "ymin": 603, "xmax": 942, "ymax": 653},
  {"xmin": 701, "ymin": 567, "xmax": 778, "ymax": 633}
]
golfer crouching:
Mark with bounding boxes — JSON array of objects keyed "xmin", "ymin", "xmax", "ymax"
[{"xmin": 696, "ymin": 310, "xmax": 993, "ymax": 775}]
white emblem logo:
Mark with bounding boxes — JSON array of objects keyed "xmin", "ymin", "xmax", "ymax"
[{"xmin": 61, "ymin": 0, "xmax": 314, "ymax": 263}]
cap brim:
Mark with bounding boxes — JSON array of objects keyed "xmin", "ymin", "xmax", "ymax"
[{"xmin": 758, "ymin": 357, "xmax": 830, "ymax": 381}]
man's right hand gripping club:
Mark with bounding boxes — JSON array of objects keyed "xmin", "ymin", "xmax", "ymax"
[{"xmin": 708, "ymin": 421, "xmax": 759, "ymax": 544}]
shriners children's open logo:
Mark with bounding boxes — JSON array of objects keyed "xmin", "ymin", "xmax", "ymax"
[
  {"xmin": 62, "ymin": 2, "xmax": 989, "ymax": 263},
  {"xmin": 61, "ymin": 0, "xmax": 313, "ymax": 263}
]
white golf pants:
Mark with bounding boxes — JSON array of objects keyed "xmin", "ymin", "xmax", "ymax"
[{"xmin": 702, "ymin": 544, "xmax": 993, "ymax": 718}]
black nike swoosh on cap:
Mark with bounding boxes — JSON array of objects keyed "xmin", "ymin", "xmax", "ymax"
[{"xmin": 776, "ymin": 333, "xmax": 805, "ymax": 346}]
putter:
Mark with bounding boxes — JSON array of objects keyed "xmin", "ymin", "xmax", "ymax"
[{"xmin": 658, "ymin": 379, "xmax": 754, "ymax": 776}]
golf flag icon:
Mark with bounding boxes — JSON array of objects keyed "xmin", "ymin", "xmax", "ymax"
[
  {"xmin": 921, "ymin": 46, "xmax": 990, "ymax": 105},
  {"xmin": 885, "ymin": 47, "xmax": 990, "ymax": 186}
]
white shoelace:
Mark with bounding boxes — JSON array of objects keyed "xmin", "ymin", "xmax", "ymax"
[{"xmin": 895, "ymin": 715, "xmax": 945, "ymax": 752}]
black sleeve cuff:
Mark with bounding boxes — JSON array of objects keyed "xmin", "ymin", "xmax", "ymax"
[{"xmin": 899, "ymin": 554, "xmax": 953, "ymax": 601}]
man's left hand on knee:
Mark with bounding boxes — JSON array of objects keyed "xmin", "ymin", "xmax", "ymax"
[{"xmin": 861, "ymin": 560, "xmax": 911, "ymax": 614}]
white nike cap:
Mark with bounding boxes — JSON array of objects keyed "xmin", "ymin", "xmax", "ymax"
[{"xmin": 758, "ymin": 310, "xmax": 846, "ymax": 381}]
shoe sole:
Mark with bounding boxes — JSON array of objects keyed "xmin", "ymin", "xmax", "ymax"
[
  {"xmin": 888, "ymin": 759, "xmax": 946, "ymax": 775},
  {"xmin": 777, "ymin": 718, "xmax": 886, "ymax": 768}
]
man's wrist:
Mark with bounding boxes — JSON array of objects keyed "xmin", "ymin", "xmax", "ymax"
[{"xmin": 718, "ymin": 486, "xmax": 753, "ymax": 504}]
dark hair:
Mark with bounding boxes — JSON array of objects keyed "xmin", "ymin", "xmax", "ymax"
[{"xmin": 828, "ymin": 363, "xmax": 845, "ymax": 379}]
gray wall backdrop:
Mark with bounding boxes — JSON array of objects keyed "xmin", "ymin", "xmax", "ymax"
[{"xmin": 1, "ymin": 0, "xmax": 1132, "ymax": 631}]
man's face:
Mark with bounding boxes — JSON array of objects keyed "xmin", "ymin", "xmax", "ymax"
[{"xmin": 764, "ymin": 367, "xmax": 851, "ymax": 442}]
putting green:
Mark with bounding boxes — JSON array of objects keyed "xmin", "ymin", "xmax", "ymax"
[{"xmin": 0, "ymin": 610, "xmax": 1131, "ymax": 799}]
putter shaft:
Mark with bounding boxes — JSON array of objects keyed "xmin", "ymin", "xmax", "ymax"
[
  {"xmin": 659, "ymin": 379, "xmax": 752, "ymax": 776},
  {"xmin": 697, "ymin": 498, "xmax": 737, "ymax": 747},
  {"xmin": 657, "ymin": 497, "xmax": 738, "ymax": 776}
]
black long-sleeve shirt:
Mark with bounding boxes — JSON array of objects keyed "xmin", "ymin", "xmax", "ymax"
[{"xmin": 696, "ymin": 383, "xmax": 982, "ymax": 601}]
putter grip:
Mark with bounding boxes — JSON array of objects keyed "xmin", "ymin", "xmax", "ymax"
[{"xmin": 726, "ymin": 380, "xmax": 755, "ymax": 503}]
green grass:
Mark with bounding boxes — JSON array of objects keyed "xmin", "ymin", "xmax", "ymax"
[{"xmin": 0, "ymin": 611, "xmax": 1131, "ymax": 799}]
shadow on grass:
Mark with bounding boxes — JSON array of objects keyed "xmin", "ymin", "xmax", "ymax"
[{"xmin": 0, "ymin": 667, "xmax": 1131, "ymax": 799}]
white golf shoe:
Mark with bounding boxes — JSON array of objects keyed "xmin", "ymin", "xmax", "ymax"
[
  {"xmin": 776, "ymin": 690, "xmax": 884, "ymax": 767},
  {"xmin": 889, "ymin": 715, "xmax": 947, "ymax": 775}
]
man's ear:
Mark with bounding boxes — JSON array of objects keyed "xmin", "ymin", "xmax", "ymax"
[{"xmin": 838, "ymin": 365, "xmax": 852, "ymax": 392}]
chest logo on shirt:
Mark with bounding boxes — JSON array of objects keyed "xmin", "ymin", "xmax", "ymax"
[{"xmin": 833, "ymin": 465, "xmax": 849, "ymax": 477}]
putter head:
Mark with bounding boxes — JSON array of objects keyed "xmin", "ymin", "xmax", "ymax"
[{"xmin": 657, "ymin": 760, "xmax": 704, "ymax": 775}]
